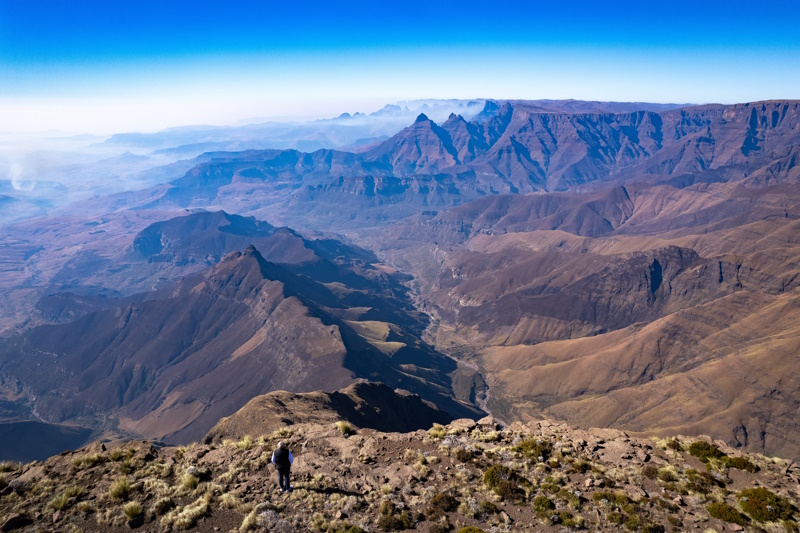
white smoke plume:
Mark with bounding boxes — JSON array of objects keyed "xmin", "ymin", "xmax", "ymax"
[{"xmin": 10, "ymin": 163, "xmax": 36, "ymax": 191}]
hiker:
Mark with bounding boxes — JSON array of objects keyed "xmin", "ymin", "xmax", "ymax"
[{"xmin": 271, "ymin": 440, "xmax": 294, "ymax": 492}]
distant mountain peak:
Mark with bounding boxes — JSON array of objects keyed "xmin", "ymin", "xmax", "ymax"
[{"xmin": 415, "ymin": 113, "xmax": 430, "ymax": 123}]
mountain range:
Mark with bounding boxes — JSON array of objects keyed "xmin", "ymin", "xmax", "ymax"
[{"xmin": 1, "ymin": 99, "xmax": 800, "ymax": 463}]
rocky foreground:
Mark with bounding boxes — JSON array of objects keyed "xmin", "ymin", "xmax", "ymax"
[{"xmin": 0, "ymin": 416, "xmax": 799, "ymax": 532}]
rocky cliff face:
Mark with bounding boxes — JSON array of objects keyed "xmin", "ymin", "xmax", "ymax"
[{"xmin": 1, "ymin": 412, "xmax": 798, "ymax": 532}]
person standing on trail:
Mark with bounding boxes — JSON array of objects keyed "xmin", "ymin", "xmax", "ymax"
[{"xmin": 271, "ymin": 440, "xmax": 294, "ymax": 492}]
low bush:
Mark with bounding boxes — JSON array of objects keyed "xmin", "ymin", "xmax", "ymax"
[
  {"xmin": 593, "ymin": 491, "xmax": 629, "ymax": 507},
  {"xmin": 429, "ymin": 492, "xmax": 459, "ymax": 514},
  {"xmin": 738, "ymin": 487, "xmax": 796, "ymax": 522},
  {"xmin": 664, "ymin": 438, "xmax": 682, "ymax": 451},
  {"xmin": 533, "ymin": 495, "xmax": 554, "ymax": 516},
  {"xmin": 456, "ymin": 527, "xmax": 486, "ymax": 533},
  {"xmin": 514, "ymin": 439, "xmax": 552, "ymax": 461},
  {"xmin": 479, "ymin": 501, "xmax": 499, "ymax": 516},
  {"xmin": 688, "ymin": 441, "xmax": 726, "ymax": 462},
  {"xmin": 483, "ymin": 465, "xmax": 524, "ymax": 501},
  {"xmin": 707, "ymin": 501, "xmax": 747, "ymax": 526},
  {"xmin": 454, "ymin": 448, "xmax": 473, "ymax": 462},
  {"xmin": 641, "ymin": 465, "xmax": 659, "ymax": 480},
  {"xmin": 723, "ymin": 456, "xmax": 759, "ymax": 473}
]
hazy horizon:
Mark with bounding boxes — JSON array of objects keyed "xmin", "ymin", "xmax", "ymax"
[{"xmin": 2, "ymin": 0, "xmax": 800, "ymax": 134}]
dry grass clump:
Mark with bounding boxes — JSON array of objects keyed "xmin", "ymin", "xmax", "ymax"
[
  {"xmin": 109, "ymin": 477, "xmax": 132, "ymax": 500},
  {"xmin": 160, "ymin": 494, "xmax": 212, "ymax": 529},
  {"xmin": 49, "ymin": 493, "xmax": 71, "ymax": 511},
  {"xmin": 123, "ymin": 501, "xmax": 143, "ymax": 519},
  {"xmin": 153, "ymin": 496, "xmax": 175, "ymax": 515},
  {"xmin": 428, "ymin": 423, "xmax": 447, "ymax": 440},
  {"xmin": 0, "ymin": 461, "xmax": 21, "ymax": 473},
  {"xmin": 474, "ymin": 430, "xmax": 501, "ymax": 443},
  {"xmin": 336, "ymin": 421, "xmax": 356, "ymax": 436},
  {"xmin": 72, "ymin": 453, "xmax": 103, "ymax": 469},
  {"xmin": 272, "ymin": 426, "xmax": 293, "ymax": 439},
  {"xmin": 235, "ymin": 435, "xmax": 254, "ymax": 450},
  {"xmin": 181, "ymin": 473, "xmax": 200, "ymax": 491},
  {"xmin": 310, "ymin": 512, "xmax": 329, "ymax": 531}
]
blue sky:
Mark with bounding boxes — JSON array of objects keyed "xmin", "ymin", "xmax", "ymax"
[{"xmin": 2, "ymin": 0, "xmax": 799, "ymax": 133}]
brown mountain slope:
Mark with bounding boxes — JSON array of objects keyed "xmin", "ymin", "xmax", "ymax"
[
  {"xmin": 0, "ymin": 246, "xmax": 481, "ymax": 446},
  {"xmin": 367, "ymin": 177, "xmax": 800, "ymax": 459}
]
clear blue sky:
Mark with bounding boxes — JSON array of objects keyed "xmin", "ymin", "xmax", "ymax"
[{"xmin": 2, "ymin": 0, "xmax": 799, "ymax": 133}]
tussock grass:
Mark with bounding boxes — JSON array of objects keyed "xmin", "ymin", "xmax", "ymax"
[
  {"xmin": 0, "ymin": 461, "xmax": 21, "ymax": 473},
  {"xmin": 123, "ymin": 501, "xmax": 143, "ymax": 519},
  {"xmin": 335, "ymin": 421, "xmax": 355, "ymax": 436},
  {"xmin": 235, "ymin": 435, "xmax": 254, "ymax": 451},
  {"xmin": 49, "ymin": 493, "xmax": 71, "ymax": 511},
  {"xmin": 72, "ymin": 453, "xmax": 103, "ymax": 470},
  {"xmin": 181, "ymin": 473, "xmax": 200, "ymax": 491},
  {"xmin": 428, "ymin": 423, "xmax": 447, "ymax": 440},
  {"xmin": 109, "ymin": 477, "xmax": 132, "ymax": 500},
  {"xmin": 160, "ymin": 494, "xmax": 212, "ymax": 530}
]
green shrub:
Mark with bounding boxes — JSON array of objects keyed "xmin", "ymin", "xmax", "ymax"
[
  {"xmin": 608, "ymin": 511, "xmax": 624, "ymax": 525},
  {"xmin": 625, "ymin": 512, "xmax": 643, "ymax": 531},
  {"xmin": 685, "ymin": 469, "xmax": 723, "ymax": 494},
  {"xmin": 429, "ymin": 492, "xmax": 459, "ymax": 514},
  {"xmin": 377, "ymin": 511, "xmax": 413, "ymax": 531},
  {"xmin": 571, "ymin": 459, "xmax": 592, "ymax": 473},
  {"xmin": 641, "ymin": 524, "xmax": 665, "ymax": 533},
  {"xmin": 707, "ymin": 502, "xmax": 747, "ymax": 526},
  {"xmin": 533, "ymin": 495, "xmax": 554, "ymax": 516},
  {"xmin": 541, "ymin": 483, "xmax": 560, "ymax": 494},
  {"xmin": 593, "ymin": 491, "xmax": 630, "ymax": 507},
  {"xmin": 496, "ymin": 480, "xmax": 525, "ymax": 502},
  {"xmin": 723, "ymin": 456, "xmax": 758, "ymax": 473},
  {"xmin": 428, "ymin": 517, "xmax": 453, "ymax": 533},
  {"xmin": 688, "ymin": 441, "xmax": 726, "ymax": 462},
  {"xmin": 479, "ymin": 501, "xmax": 499, "ymax": 516},
  {"xmin": 738, "ymin": 487, "xmax": 796, "ymax": 522},
  {"xmin": 454, "ymin": 448, "xmax": 473, "ymax": 462},
  {"xmin": 514, "ymin": 439, "xmax": 552, "ymax": 461},
  {"xmin": 665, "ymin": 439, "xmax": 682, "ymax": 451},
  {"xmin": 483, "ymin": 465, "xmax": 513, "ymax": 488},
  {"xmin": 641, "ymin": 465, "xmax": 659, "ymax": 480},
  {"xmin": 657, "ymin": 467, "xmax": 679, "ymax": 483},
  {"xmin": 456, "ymin": 527, "xmax": 486, "ymax": 533}
]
